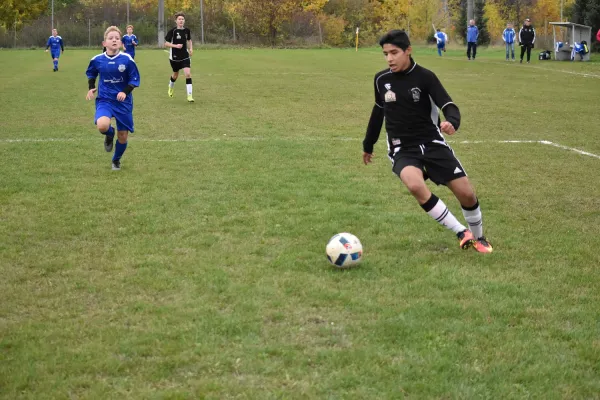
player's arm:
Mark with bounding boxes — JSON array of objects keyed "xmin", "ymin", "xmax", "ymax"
[
  {"xmin": 427, "ymin": 72, "xmax": 460, "ymax": 134},
  {"xmin": 164, "ymin": 30, "xmax": 180, "ymax": 48},
  {"xmin": 85, "ymin": 61, "xmax": 99, "ymax": 100},
  {"xmin": 187, "ymin": 29, "xmax": 193, "ymax": 55},
  {"xmin": 363, "ymin": 77, "xmax": 384, "ymax": 164},
  {"xmin": 60, "ymin": 38, "xmax": 64, "ymax": 52},
  {"xmin": 45, "ymin": 38, "xmax": 50, "ymax": 51},
  {"xmin": 134, "ymin": 35, "xmax": 139, "ymax": 46}
]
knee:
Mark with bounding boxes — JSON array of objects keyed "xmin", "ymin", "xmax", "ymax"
[
  {"xmin": 185, "ymin": 72, "xmax": 192, "ymax": 79},
  {"xmin": 97, "ymin": 120, "xmax": 110, "ymax": 132},
  {"xmin": 458, "ymin": 192, "xmax": 477, "ymax": 207},
  {"xmin": 117, "ymin": 131, "xmax": 128, "ymax": 143}
]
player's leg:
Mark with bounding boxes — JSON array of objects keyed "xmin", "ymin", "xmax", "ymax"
[
  {"xmin": 95, "ymin": 104, "xmax": 115, "ymax": 152},
  {"xmin": 169, "ymin": 61, "xmax": 180, "ymax": 97},
  {"xmin": 505, "ymin": 43, "xmax": 509, "ymax": 60},
  {"xmin": 421, "ymin": 143, "xmax": 491, "ymax": 252},
  {"xmin": 437, "ymin": 44, "xmax": 442, "ymax": 56},
  {"xmin": 111, "ymin": 110, "xmax": 134, "ymax": 171},
  {"xmin": 183, "ymin": 63, "xmax": 193, "ymax": 102},
  {"xmin": 447, "ymin": 177, "xmax": 493, "ymax": 253},
  {"xmin": 511, "ymin": 43, "xmax": 515, "ymax": 60},
  {"xmin": 472, "ymin": 43, "xmax": 477, "ymax": 60},
  {"xmin": 51, "ymin": 53, "xmax": 59, "ymax": 71},
  {"xmin": 526, "ymin": 45, "xmax": 532, "ymax": 63},
  {"xmin": 394, "ymin": 154, "xmax": 468, "ymax": 244},
  {"xmin": 467, "ymin": 42, "xmax": 471, "ymax": 59}
]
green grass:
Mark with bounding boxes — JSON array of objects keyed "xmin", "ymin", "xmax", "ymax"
[{"xmin": 1, "ymin": 47, "xmax": 600, "ymax": 399}]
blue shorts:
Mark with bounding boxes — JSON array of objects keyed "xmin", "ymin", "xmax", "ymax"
[
  {"xmin": 437, "ymin": 43, "xmax": 445, "ymax": 49},
  {"xmin": 51, "ymin": 51, "xmax": 61, "ymax": 59},
  {"xmin": 95, "ymin": 99, "xmax": 134, "ymax": 133}
]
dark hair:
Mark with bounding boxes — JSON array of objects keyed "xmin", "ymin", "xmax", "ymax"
[
  {"xmin": 174, "ymin": 12, "xmax": 185, "ymax": 19},
  {"xmin": 379, "ymin": 30, "xmax": 411, "ymax": 50}
]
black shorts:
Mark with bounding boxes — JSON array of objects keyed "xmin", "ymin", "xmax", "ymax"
[
  {"xmin": 170, "ymin": 58, "xmax": 191, "ymax": 72},
  {"xmin": 391, "ymin": 142, "xmax": 467, "ymax": 185}
]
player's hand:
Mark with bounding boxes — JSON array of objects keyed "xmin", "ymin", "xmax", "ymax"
[
  {"xmin": 189, "ymin": 49, "xmax": 193, "ymax": 56},
  {"xmin": 175, "ymin": 44, "xmax": 183, "ymax": 49},
  {"xmin": 363, "ymin": 152, "xmax": 374, "ymax": 165},
  {"xmin": 440, "ymin": 121, "xmax": 456, "ymax": 135},
  {"xmin": 116, "ymin": 92, "xmax": 126, "ymax": 101},
  {"xmin": 86, "ymin": 88, "xmax": 97, "ymax": 100}
]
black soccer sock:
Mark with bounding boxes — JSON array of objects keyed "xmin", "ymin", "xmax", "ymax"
[
  {"xmin": 461, "ymin": 199, "xmax": 483, "ymax": 239},
  {"xmin": 169, "ymin": 76, "xmax": 176, "ymax": 88},
  {"xmin": 421, "ymin": 194, "xmax": 466, "ymax": 234},
  {"xmin": 186, "ymin": 78, "xmax": 192, "ymax": 95}
]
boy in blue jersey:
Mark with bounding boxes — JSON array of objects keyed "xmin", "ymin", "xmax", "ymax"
[
  {"xmin": 45, "ymin": 29, "xmax": 64, "ymax": 72},
  {"xmin": 86, "ymin": 26, "xmax": 140, "ymax": 171},
  {"xmin": 435, "ymin": 29, "xmax": 446, "ymax": 56},
  {"xmin": 122, "ymin": 25, "xmax": 139, "ymax": 59},
  {"xmin": 502, "ymin": 23, "xmax": 516, "ymax": 61}
]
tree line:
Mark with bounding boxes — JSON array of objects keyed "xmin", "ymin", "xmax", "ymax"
[{"xmin": 1, "ymin": 0, "xmax": 598, "ymax": 48}]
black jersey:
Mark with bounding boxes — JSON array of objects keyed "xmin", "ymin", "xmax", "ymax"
[
  {"xmin": 363, "ymin": 58, "xmax": 460, "ymax": 155},
  {"xmin": 165, "ymin": 27, "xmax": 191, "ymax": 61}
]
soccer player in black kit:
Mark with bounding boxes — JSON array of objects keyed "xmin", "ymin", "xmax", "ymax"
[
  {"xmin": 165, "ymin": 12, "xmax": 194, "ymax": 102},
  {"xmin": 362, "ymin": 30, "xmax": 493, "ymax": 253}
]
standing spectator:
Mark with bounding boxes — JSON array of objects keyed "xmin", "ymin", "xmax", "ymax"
[
  {"xmin": 503, "ymin": 22, "xmax": 517, "ymax": 61},
  {"xmin": 466, "ymin": 20, "xmax": 479, "ymax": 60},
  {"xmin": 519, "ymin": 18, "xmax": 536, "ymax": 64},
  {"xmin": 596, "ymin": 28, "xmax": 600, "ymax": 43}
]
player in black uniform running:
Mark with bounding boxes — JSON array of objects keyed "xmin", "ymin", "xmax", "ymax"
[
  {"xmin": 362, "ymin": 30, "xmax": 493, "ymax": 253},
  {"xmin": 165, "ymin": 12, "xmax": 194, "ymax": 102}
]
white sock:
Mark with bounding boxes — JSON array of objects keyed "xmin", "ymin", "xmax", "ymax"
[
  {"xmin": 421, "ymin": 194, "xmax": 466, "ymax": 234},
  {"xmin": 186, "ymin": 84, "xmax": 192, "ymax": 95},
  {"xmin": 462, "ymin": 201, "xmax": 484, "ymax": 238},
  {"xmin": 169, "ymin": 81, "xmax": 175, "ymax": 88}
]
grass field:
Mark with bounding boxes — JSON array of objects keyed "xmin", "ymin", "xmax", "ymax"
[{"xmin": 1, "ymin": 46, "xmax": 600, "ymax": 399}]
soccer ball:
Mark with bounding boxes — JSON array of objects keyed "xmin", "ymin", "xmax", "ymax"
[{"xmin": 326, "ymin": 233, "xmax": 363, "ymax": 268}]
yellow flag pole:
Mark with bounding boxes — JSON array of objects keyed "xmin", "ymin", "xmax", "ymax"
[{"xmin": 355, "ymin": 27, "xmax": 359, "ymax": 51}]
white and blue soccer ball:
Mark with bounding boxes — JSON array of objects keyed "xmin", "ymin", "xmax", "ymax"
[{"xmin": 326, "ymin": 233, "xmax": 363, "ymax": 268}]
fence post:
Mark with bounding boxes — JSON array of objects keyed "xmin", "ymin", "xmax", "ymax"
[
  {"xmin": 89, "ymin": 19, "xmax": 91, "ymax": 47},
  {"xmin": 14, "ymin": 18, "xmax": 17, "ymax": 48}
]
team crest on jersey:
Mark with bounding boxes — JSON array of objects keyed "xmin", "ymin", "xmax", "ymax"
[
  {"xmin": 384, "ymin": 83, "xmax": 392, "ymax": 90},
  {"xmin": 384, "ymin": 90, "xmax": 396, "ymax": 103},
  {"xmin": 176, "ymin": 33, "xmax": 181, "ymax": 39},
  {"xmin": 410, "ymin": 88, "xmax": 421, "ymax": 102},
  {"xmin": 118, "ymin": 64, "xmax": 126, "ymax": 72}
]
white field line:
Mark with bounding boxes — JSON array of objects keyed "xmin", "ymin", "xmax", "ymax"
[
  {"xmin": 1, "ymin": 137, "xmax": 599, "ymax": 159},
  {"xmin": 443, "ymin": 56, "xmax": 600, "ymax": 79}
]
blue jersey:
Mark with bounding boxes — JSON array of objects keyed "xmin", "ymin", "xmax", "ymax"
[
  {"xmin": 502, "ymin": 28, "xmax": 516, "ymax": 44},
  {"xmin": 435, "ymin": 32, "xmax": 446, "ymax": 45},
  {"xmin": 467, "ymin": 25, "xmax": 478, "ymax": 43},
  {"xmin": 86, "ymin": 52, "xmax": 140, "ymax": 106},
  {"xmin": 46, "ymin": 36, "xmax": 63, "ymax": 52},
  {"xmin": 122, "ymin": 34, "xmax": 139, "ymax": 55}
]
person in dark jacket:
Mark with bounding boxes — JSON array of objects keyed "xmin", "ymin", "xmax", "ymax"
[{"xmin": 519, "ymin": 18, "xmax": 536, "ymax": 63}]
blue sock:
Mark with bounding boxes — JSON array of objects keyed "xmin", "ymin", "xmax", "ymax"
[
  {"xmin": 53, "ymin": 60, "xmax": 58, "ymax": 69},
  {"xmin": 438, "ymin": 48, "xmax": 442, "ymax": 56},
  {"xmin": 113, "ymin": 141, "xmax": 128, "ymax": 161},
  {"xmin": 104, "ymin": 125, "xmax": 114, "ymax": 138}
]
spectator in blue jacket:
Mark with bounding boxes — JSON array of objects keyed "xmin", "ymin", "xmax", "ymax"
[
  {"xmin": 466, "ymin": 20, "xmax": 479, "ymax": 60},
  {"xmin": 502, "ymin": 22, "xmax": 516, "ymax": 61}
]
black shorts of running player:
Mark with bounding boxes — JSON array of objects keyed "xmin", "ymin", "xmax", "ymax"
[
  {"xmin": 170, "ymin": 58, "xmax": 191, "ymax": 72},
  {"xmin": 392, "ymin": 142, "xmax": 467, "ymax": 185}
]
